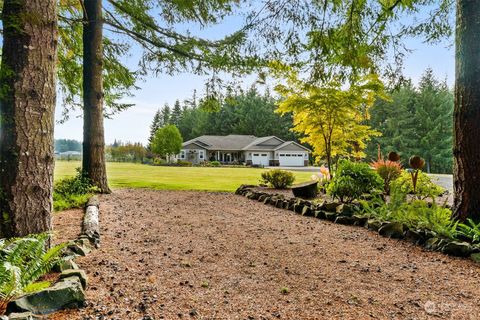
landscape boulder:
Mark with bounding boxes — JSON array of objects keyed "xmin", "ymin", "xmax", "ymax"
[
  {"xmin": 334, "ymin": 216, "xmax": 356, "ymax": 225},
  {"xmin": 335, "ymin": 204, "xmax": 357, "ymax": 217},
  {"xmin": 441, "ymin": 241, "xmax": 472, "ymax": 257},
  {"xmin": 366, "ymin": 219, "xmax": 382, "ymax": 231},
  {"xmin": 378, "ymin": 222, "xmax": 405, "ymax": 239},
  {"xmin": 325, "ymin": 212, "xmax": 338, "ymax": 221},
  {"xmin": 404, "ymin": 230, "xmax": 425, "ymax": 245},
  {"xmin": 301, "ymin": 206, "xmax": 314, "ymax": 217},
  {"xmin": 323, "ymin": 202, "xmax": 342, "ymax": 212},
  {"xmin": 52, "ymin": 259, "xmax": 79, "ymax": 273},
  {"xmin": 59, "ymin": 269, "xmax": 88, "ymax": 290},
  {"xmin": 7, "ymin": 312, "xmax": 39, "ymax": 320},
  {"xmin": 7, "ymin": 277, "xmax": 85, "ymax": 315},
  {"xmin": 314, "ymin": 210, "xmax": 326, "ymax": 219},
  {"xmin": 470, "ymin": 253, "xmax": 480, "ymax": 263}
]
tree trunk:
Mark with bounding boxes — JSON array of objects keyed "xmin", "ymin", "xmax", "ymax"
[
  {"xmin": 82, "ymin": 0, "xmax": 111, "ymax": 193},
  {"xmin": 0, "ymin": 0, "xmax": 58, "ymax": 237},
  {"xmin": 453, "ymin": 0, "xmax": 480, "ymax": 222}
]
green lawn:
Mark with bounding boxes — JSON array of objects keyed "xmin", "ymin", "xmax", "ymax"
[{"xmin": 54, "ymin": 161, "xmax": 314, "ymax": 192}]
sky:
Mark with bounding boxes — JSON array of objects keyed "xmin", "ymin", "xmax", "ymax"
[{"xmin": 54, "ymin": 6, "xmax": 455, "ymax": 146}]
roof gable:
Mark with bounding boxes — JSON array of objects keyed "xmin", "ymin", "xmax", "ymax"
[
  {"xmin": 242, "ymin": 136, "xmax": 285, "ymax": 150},
  {"xmin": 275, "ymin": 141, "xmax": 311, "ymax": 152}
]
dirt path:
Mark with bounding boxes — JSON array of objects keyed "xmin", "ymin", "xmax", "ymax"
[{"xmin": 54, "ymin": 189, "xmax": 480, "ymax": 320}]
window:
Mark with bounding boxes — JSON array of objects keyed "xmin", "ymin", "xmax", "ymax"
[
  {"xmin": 253, "ymin": 153, "xmax": 259, "ymax": 156},
  {"xmin": 199, "ymin": 150, "xmax": 204, "ymax": 159},
  {"xmin": 280, "ymin": 154, "xmax": 285, "ymax": 156},
  {"xmin": 261, "ymin": 154, "xmax": 267, "ymax": 156},
  {"xmin": 180, "ymin": 151, "xmax": 185, "ymax": 159}
]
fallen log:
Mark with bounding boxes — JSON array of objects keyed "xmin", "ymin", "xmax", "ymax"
[{"xmin": 82, "ymin": 196, "xmax": 100, "ymax": 246}]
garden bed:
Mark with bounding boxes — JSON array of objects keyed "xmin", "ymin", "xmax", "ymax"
[{"xmin": 237, "ymin": 185, "xmax": 480, "ymax": 260}]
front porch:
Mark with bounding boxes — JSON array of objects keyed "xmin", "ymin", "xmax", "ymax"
[{"xmin": 208, "ymin": 151, "xmax": 245, "ymax": 164}]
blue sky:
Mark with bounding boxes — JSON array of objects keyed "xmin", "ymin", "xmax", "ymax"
[{"xmin": 54, "ymin": 7, "xmax": 455, "ymax": 145}]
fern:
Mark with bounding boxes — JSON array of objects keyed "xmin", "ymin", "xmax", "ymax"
[
  {"xmin": 0, "ymin": 234, "xmax": 66, "ymax": 315},
  {"xmin": 457, "ymin": 219, "xmax": 480, "ymax": 244}
]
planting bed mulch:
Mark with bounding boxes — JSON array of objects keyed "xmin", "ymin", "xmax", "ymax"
[{"xmin": 52, "ymin": 189, "xmax": 479, "ymax": 319}]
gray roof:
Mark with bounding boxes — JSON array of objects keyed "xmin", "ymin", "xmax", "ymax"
[
  {"xmin": 242, "ymin": 136, "xmax": 284, "ymax": 151},
  {"xmin": 183, "ymin": 135, "xmax": 258, "ymax": 151},
  {"xmin": 182, "ymin": 134, "xmax": 310, "ymax": 152}
]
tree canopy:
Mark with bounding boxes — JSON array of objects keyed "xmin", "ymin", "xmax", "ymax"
[
  {"xmin": 275, "ymin": 71, "xmax": 385, "ymax": 169},
  {"xmin": 366, "ymin": 69, "xmax": 453, "ymax": 173},
  {"xmin": 151, "ymin": 124, "xmax": 183, "ymax": 160}
]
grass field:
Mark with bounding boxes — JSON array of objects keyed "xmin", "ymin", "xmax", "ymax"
[{"xmin": 54, "ymin": 161, "xmax": 314, "ymax": 192}]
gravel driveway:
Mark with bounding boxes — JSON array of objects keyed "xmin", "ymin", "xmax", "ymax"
[{"xmin": 53, "ymin": 189, "xmax": 479, "ymax": 320}]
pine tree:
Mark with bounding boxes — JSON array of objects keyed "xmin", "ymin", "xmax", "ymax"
[
  {"xmin": 170, "ymin": 100, "xmax": 183, "ymax": 127},
  {"xmin": 161, "ymin": 104, "xmax": 171, "ymax": 126},
  {"xmin": 148, "ymin": 109, "xmax": 162, "ymax": 148},
  {"xmin": 415, "ymin": 69, "xmax": 453, "ymax": 173}
]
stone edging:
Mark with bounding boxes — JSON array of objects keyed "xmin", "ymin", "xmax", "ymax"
[
  {"xmin": 3, "ymin": 196, "xmax": 101, "ymax": 320},
  {"xmin": 236, "ymin": 185, "xmax": 480, "ymax": 263}
]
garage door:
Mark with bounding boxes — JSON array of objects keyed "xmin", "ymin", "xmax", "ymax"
[
  {"xmin": 252, "ymin": 153, "xmax": 269, "ymax": 166},
  {"xmin": 279, "ymin": 153, "xmax": 304, "ymax": 166}
]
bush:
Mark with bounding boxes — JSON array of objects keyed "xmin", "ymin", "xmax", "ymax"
[
  {"xmin": 53, "ymin": 168, "xmax": 98, "ymax": 211},
  {"xmin": 391, "ymin": 170, "xmax": 444, "ymax": 199},
  {"xmin": 327, "ymin": 160, "xmax": 383, "ymax": 203},
  {"xmin": 371, "ymin": 159, "xmax": 402, "ymax": 194},
  {"xmin": 209, "ymin": 161, "xmax": 221, "ymax": 167},
  {"xmin": 0, "ymin": 234, "xmax": 66, "ymax": 314},
  {"xmin": 177, "ymin": 160, "xmax": 193, "ymax": 167},
  {"xmin": 152, "ymin": 158, "xmax": 167, "ymax": 166},
  {"xmin": 359, "ymin": 190, "xmax": 457, "ymax": 239},
  {"xmin": 261, "ymin": 169, "xmax": 295, "ymax": 189}
]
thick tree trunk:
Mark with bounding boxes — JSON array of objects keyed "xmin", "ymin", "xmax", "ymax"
[
  {"xmin": 453, "ymin": 0, "xmax": 480, "ymax": 222},
  {"xmin": 0, "ymin": 0, "xmax": 58, "ymax": 237},
  {"xmin": 82, "ymin": 0, "xmax": 111, "ymax": 193}
]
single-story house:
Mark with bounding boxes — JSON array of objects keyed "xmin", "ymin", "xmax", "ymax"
[{"xmin": 177, "ymin": 134, "xmax": 310, "ymax": 167}]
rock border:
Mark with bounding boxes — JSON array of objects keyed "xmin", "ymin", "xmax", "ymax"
[
  {"xmin": 236, "ymin": 185, "xmax": 480, "ymax": 263},
  {"xmin": 4, "ymin": 195, "xmax": 101, "ymax": 320}
]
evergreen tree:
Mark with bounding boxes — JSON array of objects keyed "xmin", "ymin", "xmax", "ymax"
[
  {"xmin": 414, "ymin": 69, "xmax": 453, "ymax": 173},
  {"xmin": 170, "ymin": 100, "xmax": 183, "ymax": 127},
  {"xmin": 148, "ymin": 109, "xmax": 163, "ymax": 148},
  {"xmin": 366, "ymin": 70, "xmax": 453, "ymax": 173},
  {"xmin": 161, "ymin": 104, "xmax": 171, "ymax": 126}
]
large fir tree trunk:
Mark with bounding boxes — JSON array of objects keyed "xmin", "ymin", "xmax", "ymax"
[
  {"xmin": 82, "ymin": 0, "xmax": 111, "ymax": 193},
  {"xmin": 453, "ymin": 0, "xmax": 480, "ymax": 222},
  {"xmin": 0, "ymin": 0, "xmax": 58, "ymax": 237}
]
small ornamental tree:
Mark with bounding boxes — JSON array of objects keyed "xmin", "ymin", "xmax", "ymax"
[{"xmin": 151, "ymin": 125, "xmax": 183, "ymax": 163}]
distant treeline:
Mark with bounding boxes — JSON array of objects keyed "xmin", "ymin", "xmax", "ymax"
[
  {"xmin": 148, "ymin": 87, "xmax": 299, "ymax": 147},
  {"xmin": 55, "ymin": 139, "xmax": 82, "ymax": 153}
]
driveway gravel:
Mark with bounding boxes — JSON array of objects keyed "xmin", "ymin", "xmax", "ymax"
[{"xmin": 53, "ymin": 189, "xmax": 479, "ymax": 320}]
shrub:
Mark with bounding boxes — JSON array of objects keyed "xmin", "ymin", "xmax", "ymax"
[
  {"xmin": 53, "ymin": 168, "xmax": 98, "ymax": 211},
  {"xmin": 177, "ymin": 160, "xmax": 193, "ymax": 167},
  {"xmin": 371, "ymin": 159, "xmax": 402, "ymax": 194},
  {"xmin": 359, "ymin": 188, "xmax": 457, "ymax": 239},
  {"xmin": 152, "ymin": 158, "xmax": 167, "ymax": 166},
  {"xmin": 327, "ymin": 160, "xmax": 383, "ymax": 203},
  {"xmin": 391, "ymin": 170, "xmax": 444, "ymax": 199},
  {"xmin": 209, "ymin": 161, "xmax": 221, "ymax": 167},
  {"xmin": 261, "ymin": 169, "xmax": 295, "ymax": 189},
  {"xmin": 0, "ymin": 234, "xmax": 66, "ymax": 314}
]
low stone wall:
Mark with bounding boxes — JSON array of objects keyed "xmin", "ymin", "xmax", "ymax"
[
  {"xmin": 236, "ymin": 185, "xmax": 480, "ymax": 263},
  {"xmin": 4, "ymin": 196, "xmax": 101, "ymax": 320}
]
